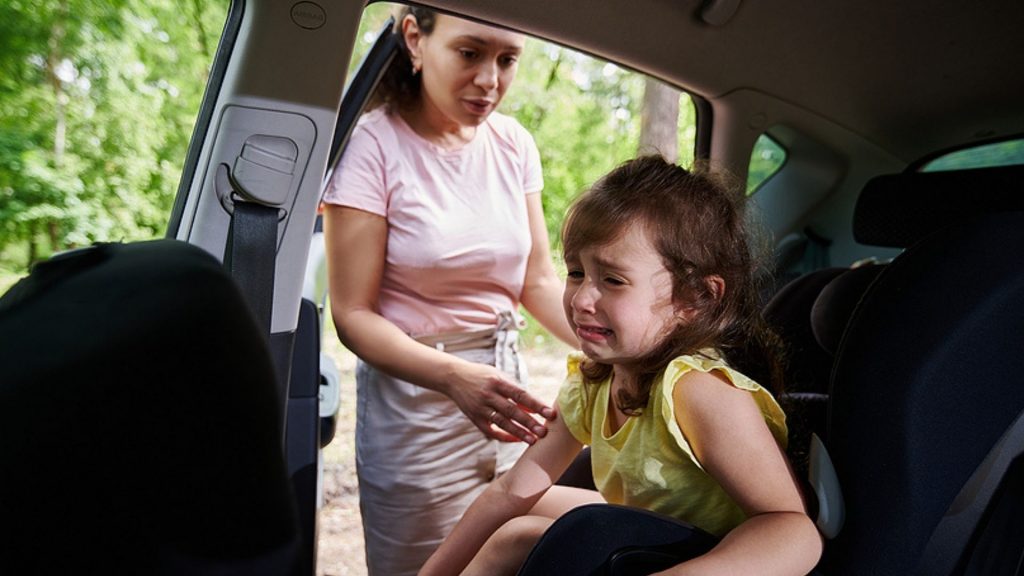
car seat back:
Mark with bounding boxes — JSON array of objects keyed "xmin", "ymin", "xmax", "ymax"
[
  {"xmin": 820, "ymin": 165, "xmax": 1024, "ymax": 574},
  {"xmin": 0, "ymin": 240, "xmax": 298, "ymax": 573}
]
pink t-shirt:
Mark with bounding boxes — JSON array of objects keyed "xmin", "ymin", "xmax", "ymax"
[{"xmin": 322, "ymin": 108, "xmax": 544, "ymax": 337}]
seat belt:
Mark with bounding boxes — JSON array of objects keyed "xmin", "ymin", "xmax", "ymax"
[
  {"xmin": 915, "ymin": 407, "xmax": 1024, "ymax": 575},
  {"xmin": 224, "ymin": 201, "xmax": 278, "ymax": 335},
  {"xmin": 216, "ymin": 162, "xmax": 279, "ymax": 336}
]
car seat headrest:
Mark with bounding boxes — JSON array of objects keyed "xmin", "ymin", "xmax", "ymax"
[
  {"xmin": 0, "ymin": 240, "xmax": 298, "ymax": 573},
  {"xmin": 763, "ymin": 267, "xmax": 847, "ymax": 394},
  {"xmin": 811, "ymin": 263, "xmax": 886, "ymax": 356},
  {"xmin": 854, "ymin": 164, "xmax": 1024, "ymax": 248}
]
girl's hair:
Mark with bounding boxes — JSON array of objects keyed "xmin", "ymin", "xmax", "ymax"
[
  {"xmin": 562, "ymin": 155, "xmax": 784, "ymax": 413},
  {"xmin": 368, "ymin": 6, "xmax": 437, "ymax": 112}
]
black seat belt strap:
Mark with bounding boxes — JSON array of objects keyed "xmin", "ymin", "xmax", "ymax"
[
  {"xmin": 225, "ymin": 201, "xmax": 278, "ymax": 336},
  {"xmin": 915, "ymin": 407, "xmax": 1024, "ymax": 574}
]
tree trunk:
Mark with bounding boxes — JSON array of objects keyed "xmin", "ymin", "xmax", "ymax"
[
  {"xmin": 638, "ymin": 77, "xmax": 680, "ymax": 163},
  {"xmin": 28, "ymin": 222, "xmax": 38, "ymax": 266},
  {"xmin": 47, "ymin": 0, "xmax": 68, "ymax": 166},
  {"xmin": 45, "ymin": 0, "xmax": 68, "ymax": 253}
]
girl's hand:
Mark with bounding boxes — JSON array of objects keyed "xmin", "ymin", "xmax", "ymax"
[{"xmin": 443, "ymin": 361, "xmax": 556, "ymax": 444}]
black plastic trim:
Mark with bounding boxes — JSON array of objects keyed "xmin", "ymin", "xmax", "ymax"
[
  {"xmin": 693, "ymin": 94, "xmax": 713, "ymax": 162},
  {"xmin": 324, "ymin": 16, "xmax": 401, "ymax": 184}
]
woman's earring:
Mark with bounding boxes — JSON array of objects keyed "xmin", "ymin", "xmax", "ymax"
[{"xmin": 411, "ymin": 63, "xmax": 421, "ymax": 76}]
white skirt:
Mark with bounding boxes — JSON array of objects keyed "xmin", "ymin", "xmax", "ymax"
[{"xmin": 354, "ymin": 323, "xmax": 529, "ymax": 576}]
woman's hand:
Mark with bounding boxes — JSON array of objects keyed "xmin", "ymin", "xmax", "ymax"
[{"xmin": 442, "ymin": 360, "xmax": 556, "ymax": 444}]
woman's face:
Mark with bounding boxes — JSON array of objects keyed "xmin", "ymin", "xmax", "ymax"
[{"xmin": 405, "ymin": 14, "xmax": 525, "ymax": 128}]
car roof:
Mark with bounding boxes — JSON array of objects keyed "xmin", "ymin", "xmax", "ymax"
[{"xmin": 432, "ymin": 0, "xmax": 1024, "ymax": 164}]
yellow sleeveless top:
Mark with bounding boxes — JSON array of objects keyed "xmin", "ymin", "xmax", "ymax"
[{"xmin": 557, "ymin": 351, "xmax": 788, "ymax": 536}]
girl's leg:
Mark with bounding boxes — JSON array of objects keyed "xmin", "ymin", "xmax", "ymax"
[
  {"xmin": 461, "ymin": 486, "xmax": 606, "ymax": 576},
  {"xmin": 462, "ymin": 515, "xmax": 554, "ymax": 576},
  {"xmin": 529, "ymin": 484, "xmax": 605, "ymax": 518}
]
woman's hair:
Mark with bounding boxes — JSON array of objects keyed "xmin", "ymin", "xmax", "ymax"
[
  {"xmin": 562, "ymin": 155, "xmax": 784, "ymax": 413},
  {"xmin": 368, "ymin": 6, "xmax": 437, "ymax": 112}
]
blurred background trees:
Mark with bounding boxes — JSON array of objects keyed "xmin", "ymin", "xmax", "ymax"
[
  {"xmin": 352, "ymin": 4, "xmax": 696, "ymax": 254},
  {"xmin": 0, "ymin": 1, "xmax": 696, "ymax": 283},
  {"xmin": 0, "ymin": 0, "xmax": 227, "ymax": 275}
]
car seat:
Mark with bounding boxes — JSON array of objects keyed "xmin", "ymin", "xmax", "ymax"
[
  {"xmin": 762, "ymin": 266, "xmax": 848, "ymax": 479},
  {"xmin": 0, "ymin": 240, "xmax": 298, "ymax": 574},
  {"xmin": 526, "ymin": 164, "xmax": 1024, "ymax": 575},
  {"xmin": 818, "ymin": 164, "xmax": 1024, "ymax": 574}
]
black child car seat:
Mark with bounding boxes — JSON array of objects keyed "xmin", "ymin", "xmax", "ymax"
[{"xmin": 0, "ymin": 240, "xmax": 298, "ymax": 574}]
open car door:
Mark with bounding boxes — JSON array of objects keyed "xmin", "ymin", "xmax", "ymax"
[{"xmin": 165, "ymin": 9, "xmax": 402, "ymax": 574}]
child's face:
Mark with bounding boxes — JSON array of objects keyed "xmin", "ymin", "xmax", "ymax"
[{"xmin": 563, "ymin": 226, "xmax": 680, "ymax": 372}]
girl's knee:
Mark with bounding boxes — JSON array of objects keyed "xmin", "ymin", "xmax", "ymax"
[
  {"xmin": 495, "ymin": 515, "xmax": 552, "ymax": 546},
  {"xmin": 465, "ymin": 516, "xmax": 554, "ymax": 576}
]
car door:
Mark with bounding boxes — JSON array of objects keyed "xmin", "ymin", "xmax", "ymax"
[{"xmin": 165, "ymin": 1, "xmax": 392, "ymax": 573}]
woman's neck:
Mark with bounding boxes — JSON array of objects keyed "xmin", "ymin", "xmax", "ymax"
[{"xmin": 399, "ymin": 102, "xmax": 476, "ymax": 151}]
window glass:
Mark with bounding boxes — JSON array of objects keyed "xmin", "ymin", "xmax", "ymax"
[
  {"xmin": 0, "ymin": 0, "xmax": 230, "ymax": 286},
  {"xmin": 747, "ymin": 133, "xmax": 786, "ymax": 194},
  {"xmin": 921, "ymin": 138, "xmax": 1024, "ymax": 172}
]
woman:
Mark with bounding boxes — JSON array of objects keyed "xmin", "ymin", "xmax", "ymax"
[{"xmin": 322, "ymin": 7, "xmax": 576, "ymax": 575}]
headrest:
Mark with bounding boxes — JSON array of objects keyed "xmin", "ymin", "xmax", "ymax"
[
  {"xmin": 854, "ymin": 164, "xmax": 1024, "ymax": 248},
  {"xmin": 763, "ymin": 267, "xmax": 846, "ymax": 394},
  {"xmin": 0, "ymin": 240, "xmax": 298, "ymax": 573},
  {"xmin": 811, "ymin": 263, "xmax": 885, "ymax": 356}
]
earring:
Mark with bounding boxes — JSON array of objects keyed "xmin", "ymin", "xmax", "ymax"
[{"xmin": 411, "ymin": 63, "xmax": 421, "ymax": 76}]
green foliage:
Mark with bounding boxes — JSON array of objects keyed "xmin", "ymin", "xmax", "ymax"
[
  {"xmin": 344, "ymin": 6, "xmax": 698, "ymax": 347},
  {"xmin": 747, "ymin": 133, "xmax": 786, "ymax": 194},
  {"xmin": 0, "ymin": 0, "xmax": 228, "ymax": 270},
  {"xmin": 0, "ymin": 0, "xmax": 701, "ymax": 313},
  {"xmin": 923, "ymin": 138, "xmax": 1024, "ymax": 172},
  {"xmin": 346, "ymin": 5, "xmax": 697, "ymax": 254}
]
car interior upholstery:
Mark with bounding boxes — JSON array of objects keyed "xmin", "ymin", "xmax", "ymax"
[
  {"xmin": 0, "ymin": 240, "xmax": 299, "ymax": 574},
  {"xmin": 526, "ymin": 163, "xmax": 1024, "ymax": 574},
  {"xmin": 3, "ymin": 0, "xmax": 1023, "ymax": 574}
]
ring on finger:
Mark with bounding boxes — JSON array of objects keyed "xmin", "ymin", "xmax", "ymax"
[{"xmin": 488, "ymin": 409, "xmax": 498, "ymax": 422}]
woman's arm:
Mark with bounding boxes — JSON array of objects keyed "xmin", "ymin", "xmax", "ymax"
[
  {"xmin": 519, "ymin": 193, "xmax": 577, "ymax": 347},
  {"xmin": 323, "ymin": 204, "xmax": 553, "ymax": 443},
  {"xmin": 661, "ymin": 371, "xmax": 823, "ymax": 575},
  {"xmin": 419, "ymin": 412, "xmax": 584, "ymax": 576}
]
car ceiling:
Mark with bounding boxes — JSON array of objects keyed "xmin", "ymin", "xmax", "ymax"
[{"xmin": 425, "ymin": 0, "xmax": 1024, "ymax": 163}]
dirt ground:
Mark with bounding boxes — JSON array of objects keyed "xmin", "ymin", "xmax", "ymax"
[{"xmin": 315, "ymin": 329, "xmax": 572, "ymax": 576}]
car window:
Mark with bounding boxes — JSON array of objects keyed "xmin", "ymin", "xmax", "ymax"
[
  {"xmin": 747, "ymin": 133, "xmax": 787, "ymax": 194},
  {"xmin": 345, "ymin": 3, "xmax": 699, "ymax": 254},
  {"xmin": 0, "ymin": 0, "xmax": 231, "ymax": 292},
  {"xmin": 921, "ymin": 138, "xmax": 1024, "ymax": 172}
]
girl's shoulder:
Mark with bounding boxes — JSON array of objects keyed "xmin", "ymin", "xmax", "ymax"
[
  {"xmin": 561, "ymin": 351, "xmax": 594, "ymax": 398},
  {"xmin": 566, "ymin": 350, "xmax": 587, "ymax": 377},
  {"xmin": 658, "ymin": 351, "xmax": 788, "ymax": 448},
  {"xmin": 557, "ymin": 351, "xmax": 604, "ymax": 444},
  {"xmin": 661, "ymin": 351, "xmax": 760, "ymax": 393}
]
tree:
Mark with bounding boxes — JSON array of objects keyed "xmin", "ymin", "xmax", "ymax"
[
  {"xmin": 0, "ymin": 0, "xmax": 227, "ymax": 269},
  {"xmin": 638, "ymin": 77, "xmax": 680, "ymax": 162}
]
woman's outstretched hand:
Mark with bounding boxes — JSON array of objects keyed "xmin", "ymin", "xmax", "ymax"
[{"xmin": 443, "ymin": 361, "xmax": 556, "ymax": 444}]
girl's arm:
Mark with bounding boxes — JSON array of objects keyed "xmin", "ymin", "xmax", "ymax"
[
  {"xmin": 660, "ymin": 370, "xmax": 823, "ymax": 576},
  {"xmin": 323, "ymin": 204, "xmax": 553, "ymax": 444},
  {"xmin": 419, "ymin": 412, "xmax": 584, "ymax": 576},
  {"xmin": 519, "ymin": 193, "xmax": 577, "ymax": 347}
]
